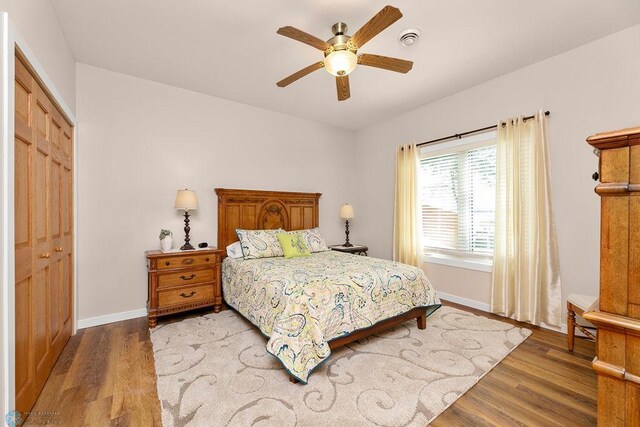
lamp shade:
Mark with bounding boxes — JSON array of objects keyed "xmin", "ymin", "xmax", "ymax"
[
  {"xmin": 174, "ymin": 189, "xmax": 198, "ymax": 211},
  {"xmin": 339, "ymin": 203, "xmax": 354, "ymax": 219}
]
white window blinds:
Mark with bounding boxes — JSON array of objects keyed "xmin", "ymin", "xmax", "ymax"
[{"xmin": 419, "ymin": 133, "xmax": 497, "ymax": 259}]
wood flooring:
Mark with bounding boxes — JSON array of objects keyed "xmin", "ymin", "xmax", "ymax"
[{"xmin": 27, "ymin": 301, "xmax": 597, "ymax": 426}]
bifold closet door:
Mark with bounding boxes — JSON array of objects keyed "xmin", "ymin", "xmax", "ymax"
[
  {"xmin": 14, "ymin": 53, "xmax": 74, "ymax": 414},
  {"xmin": 14, "ymin": 51, "xmax": 36, "ymax": 415}
]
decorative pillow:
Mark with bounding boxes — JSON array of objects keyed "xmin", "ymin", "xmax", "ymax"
[
  {"xmin": 290, "ymin": 227, "xmax": 330, "ymax": 253},
  {"xmin": 277, "ymin": 233, "xmax": 311, "ymax": 259},
  {"xmin": 236, "ymin": 229, "xmax": 285, "ymax": 259},
  {"xmin": 226, "ymin": 241, "xmax": 243, "ymax": 259}
]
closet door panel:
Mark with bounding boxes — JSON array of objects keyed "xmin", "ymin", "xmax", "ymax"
[
  {"xmin": 61, "ymin": 163, "xmax": 72, "ymax": 328},
  {"xmin": 34, "ymin": 88, "xmax": 50, "ymax": 152},
  {"xmin": 62, "ymin": 166, "xmax": 71, "ymax": 239},
  {"xmin": 49, "ymin": 157, "xmax": 66, "ymax": 349},
  {"xmin": 34, "ymin": 147, "xmax": 49, "ymax": 249},
  {"xmin": 61, "ymin": 122, "xmax": 72, "ymax": 168},
  {"xmin": 14, "ymin": 58, "xmax": 33, "ymax": 278},
  {"xmin": 14, "ymin": 60, "xmax": 32, "ymax": 142},
  {"xmin": 15, "ymin": 54, "xmax": 36, "ymax": 414},
  {"xmin": 15, "ymin": 136, "xmax": 32, "ymax": 283},
  {"xmin": 62, "ymin": 252, "xmax": 72, "ymax": 326},
  {"xmin": 14, "ymin": 277, "xmax": 33, "ymax": 408},
  {"xmin": 50, "ymin": 160, "xmax": 61, "ymax": 242},
  {"xmin": 49, "ymin": 258, "xmax": 61, "ymax": 350},
  {"xmin": 33, "ymin": 267, "xmax": 49, "ymax": 375}
]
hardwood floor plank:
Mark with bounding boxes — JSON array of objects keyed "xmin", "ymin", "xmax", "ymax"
[
  {"xmin": 28, "ymin": 302, "xmax": 596, "ymax": 426},
  {"xmin": 482, "ymin": 371, "xmax": 595, "ymax": 426},
  {"xmin": 82, "ymin": 396, "xmax": 113, "ymax": 427},
  {"xmin": 508, "ymin": 346, "xmax": 597, "ymax": 387},
  {"xmin": 473, "ymin": 380, "xmax": 566, "ymax": 427},
  {"xmin": 546, "ymin": 348, "xmax": 595, "ymax": 369},
  {"xmin": 497, "ymin": 362, "xmax": 597, "ymax": 413},
  {"xmin": 500, "ymin": 357, "xmax": 596, "ymax": 398}
]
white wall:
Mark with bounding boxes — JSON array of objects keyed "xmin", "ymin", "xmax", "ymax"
[
  {"xmin": 0, "ymin": 0, "xmax": 76, "ymax": 113},
  {"xmin": 76, "ymin": 63, "xmax": 356, "ymax": 322},
  {"xmin": 353, "ymin": 25, "xmax": 640, "ymax": 324}
]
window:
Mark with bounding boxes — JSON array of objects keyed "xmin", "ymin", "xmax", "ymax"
[{"xmin": 419, "ymin": 131, "xmax": 496, "ymax": 264}]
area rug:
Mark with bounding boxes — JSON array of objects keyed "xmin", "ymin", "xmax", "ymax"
[{"xmin": 150, "ymin": 306, "xmax": 531, "ymax": 426}]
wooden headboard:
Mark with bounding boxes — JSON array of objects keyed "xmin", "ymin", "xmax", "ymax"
[{"xmin": 215, "ymin": 188, "xmax": 321, "ymax": 252}]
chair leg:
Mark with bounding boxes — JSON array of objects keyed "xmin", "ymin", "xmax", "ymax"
[
  {"xmin": 567, "ymin": 301, "xmax": 576, "ymax": 351},
  {"xmin": 289, "ymin": 374, "xmax": 299, "ymax": 384}
]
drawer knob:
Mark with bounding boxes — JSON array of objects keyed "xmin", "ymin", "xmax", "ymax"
[
  {"xmin": 183, "ymin": 258, "xmax": 194, "ymax": 265},
  {"xmin": 180, "ymin": 274, "xmax": 196, "ymax": 281},
  {"xmin": 179, "ymin": 291, "xmax": 196, "ymax": 298},
  {"xmin": 41, "ymin": 253, "xmax": 50, "ymax": 259},
  {"xmin": 55, "ymin": 247, "xmax": 63, "ymax": 252},
  {"xmin": 165, "ymin": 261, "xmax": 171, "ymax": 266},
  {"xmin": 205, "ymin": 258, "xmax": 210, "ymax": 262}
]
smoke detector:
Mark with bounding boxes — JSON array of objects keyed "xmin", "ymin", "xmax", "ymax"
[{"xmin": 399, "ymin": 29, "xmax": 420, "ymax": 47}]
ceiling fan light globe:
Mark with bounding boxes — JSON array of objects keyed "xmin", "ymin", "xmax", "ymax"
[{"xmin": 324, "ymin": 50, "xmax": 357, "ymax": 77}]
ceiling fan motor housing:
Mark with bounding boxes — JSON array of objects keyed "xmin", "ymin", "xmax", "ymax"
[
  {"xmin": 327, "ymin": 22, "xmax": 356, "ymax": 55},
  {"xmin": 332, "ymin": 22, "xmax": 348, "ymax": 36}
]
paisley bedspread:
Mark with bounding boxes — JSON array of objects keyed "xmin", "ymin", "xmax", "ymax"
[{"xmin": 222, "ymin": 251, "xmax": 441, "ymax": 383}]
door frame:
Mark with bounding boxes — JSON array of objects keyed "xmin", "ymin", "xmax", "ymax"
[{"xmin": 0, "ymin": 12, "xmax": 78, "ymax": 417}]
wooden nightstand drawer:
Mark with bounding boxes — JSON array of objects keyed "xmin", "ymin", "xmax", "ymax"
[
  {"xmin": 158, "ymin": 283, "xmax": 214, "ymax": 307},
  {"xmin": 157, "ymin": 253, "xmax": 217, "ymax": 270},
  {"xmin": 146, "ymin": 248, "xmax": 224, "ymax": 328},
  {"xmin": 157, "ymin": 268, "xmax": 214, "ymax": 289}
]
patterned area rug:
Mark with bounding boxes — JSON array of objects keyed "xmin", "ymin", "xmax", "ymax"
[{"xmin": 150, "ymin": 306, "xmax": 531, "ymax": 426}]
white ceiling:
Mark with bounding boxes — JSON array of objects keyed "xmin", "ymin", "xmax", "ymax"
[{"xmin": 51, "ymin": 0, "xmax": 640, "ymax": 131}]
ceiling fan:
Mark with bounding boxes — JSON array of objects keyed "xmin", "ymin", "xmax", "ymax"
[{"xmin": 276, "ymin": 5, "xmax": 413, "ymax": 101}]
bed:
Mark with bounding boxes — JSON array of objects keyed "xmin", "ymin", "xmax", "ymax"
[{"xmin": 215, "ymin": 188, "xmax": 441, "ymax": 383}]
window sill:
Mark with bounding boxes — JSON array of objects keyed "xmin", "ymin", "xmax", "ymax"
[{"xmin": 423, "ymin": 254, "xmax": 493, "ymax": 273}]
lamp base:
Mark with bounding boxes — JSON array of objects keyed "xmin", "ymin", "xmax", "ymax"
[
  {"xmin": 343, "ymin": 219, "xmax": 352, "ymax": 247},
  {"xmin": 181, "ymin": 210, "xmax": 195, "ymax": 251}
]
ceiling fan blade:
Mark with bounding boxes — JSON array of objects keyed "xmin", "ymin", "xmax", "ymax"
[
  {"xmin": 358, "ymin": 53, "xmax": 413, "ymax": 73},
  {"xmin": 276, "ymin": 62, "xmax": 324, "ymax": 87},
  {"xmin": 350, "ymin": 6, "xmax": 403, "ymax": 49},
  {"xmin": 336, "ymin": 75, "xmax": 350, "ymax": 101},
  {"xmin": 277, "ymin": 26, "xmax": 331, "ymax": 51}
]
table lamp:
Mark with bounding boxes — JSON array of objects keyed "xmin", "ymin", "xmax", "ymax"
[
  {"xmin": 340, "ymin": 203, "xmax": 354, "ymax": 247},
  {"xmin": 175, "ymin": 189, "xmax": 198, "ymax": 250}
]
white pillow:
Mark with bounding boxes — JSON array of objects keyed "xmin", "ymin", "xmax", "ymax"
[{"xmin": 226, "ymin": 241, "xmax": 244, "ymax": 259}]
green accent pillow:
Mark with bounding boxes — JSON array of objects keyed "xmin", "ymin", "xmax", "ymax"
[{"xmin": 277, "ymin": 233, "xmax": 311, "ymax": 259}]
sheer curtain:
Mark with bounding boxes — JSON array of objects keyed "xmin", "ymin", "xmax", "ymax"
[
  {"xmin": 491, "ymin": 110, "xmax": 562, "ymax": 326},
  {"xmin": 393, "ymin": 143, "xmax": 422, "ymax": 267}
]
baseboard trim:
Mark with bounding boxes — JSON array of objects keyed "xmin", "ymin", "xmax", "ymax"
[
  {"xmin": 437, "ymin": 291, "xmax": 491, "ymax": 312},
  {"xmin": 436, "ymin": 291, "xmax": 569, "ymax": 335},
  {"xmin": 77, "ymin": 308, "xmax": 147, "ymax": 329}
]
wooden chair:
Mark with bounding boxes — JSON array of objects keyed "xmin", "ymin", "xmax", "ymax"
[{"xmin": 567, "ymin": 294, "xmax": 597, "ymax": 351}]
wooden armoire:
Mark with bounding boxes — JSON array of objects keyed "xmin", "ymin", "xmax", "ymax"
[
  {"xmin": 584, "ymin": 127, "xmax": 640, "ymax": 426},
  {"xmin": 14, "ymin": 52, "xmax": 74, "ymax": 412}
]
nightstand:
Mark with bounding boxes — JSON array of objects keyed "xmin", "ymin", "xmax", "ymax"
[
  {"xmin": 330, "ymin": 244, "xmax": 368, "ymax": 256},
  {"xmin": 145, "ymin": 248, "xmax": 224, "ymax": 328}
]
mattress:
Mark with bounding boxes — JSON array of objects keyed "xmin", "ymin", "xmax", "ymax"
[{"xmin": 222, "ymin": 250, "xmax": 441, "ymax": 383}]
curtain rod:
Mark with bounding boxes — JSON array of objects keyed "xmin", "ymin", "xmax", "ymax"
[{"xmin": 413, "ymin": 110, "xmax": 550, "ymax": 148}]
